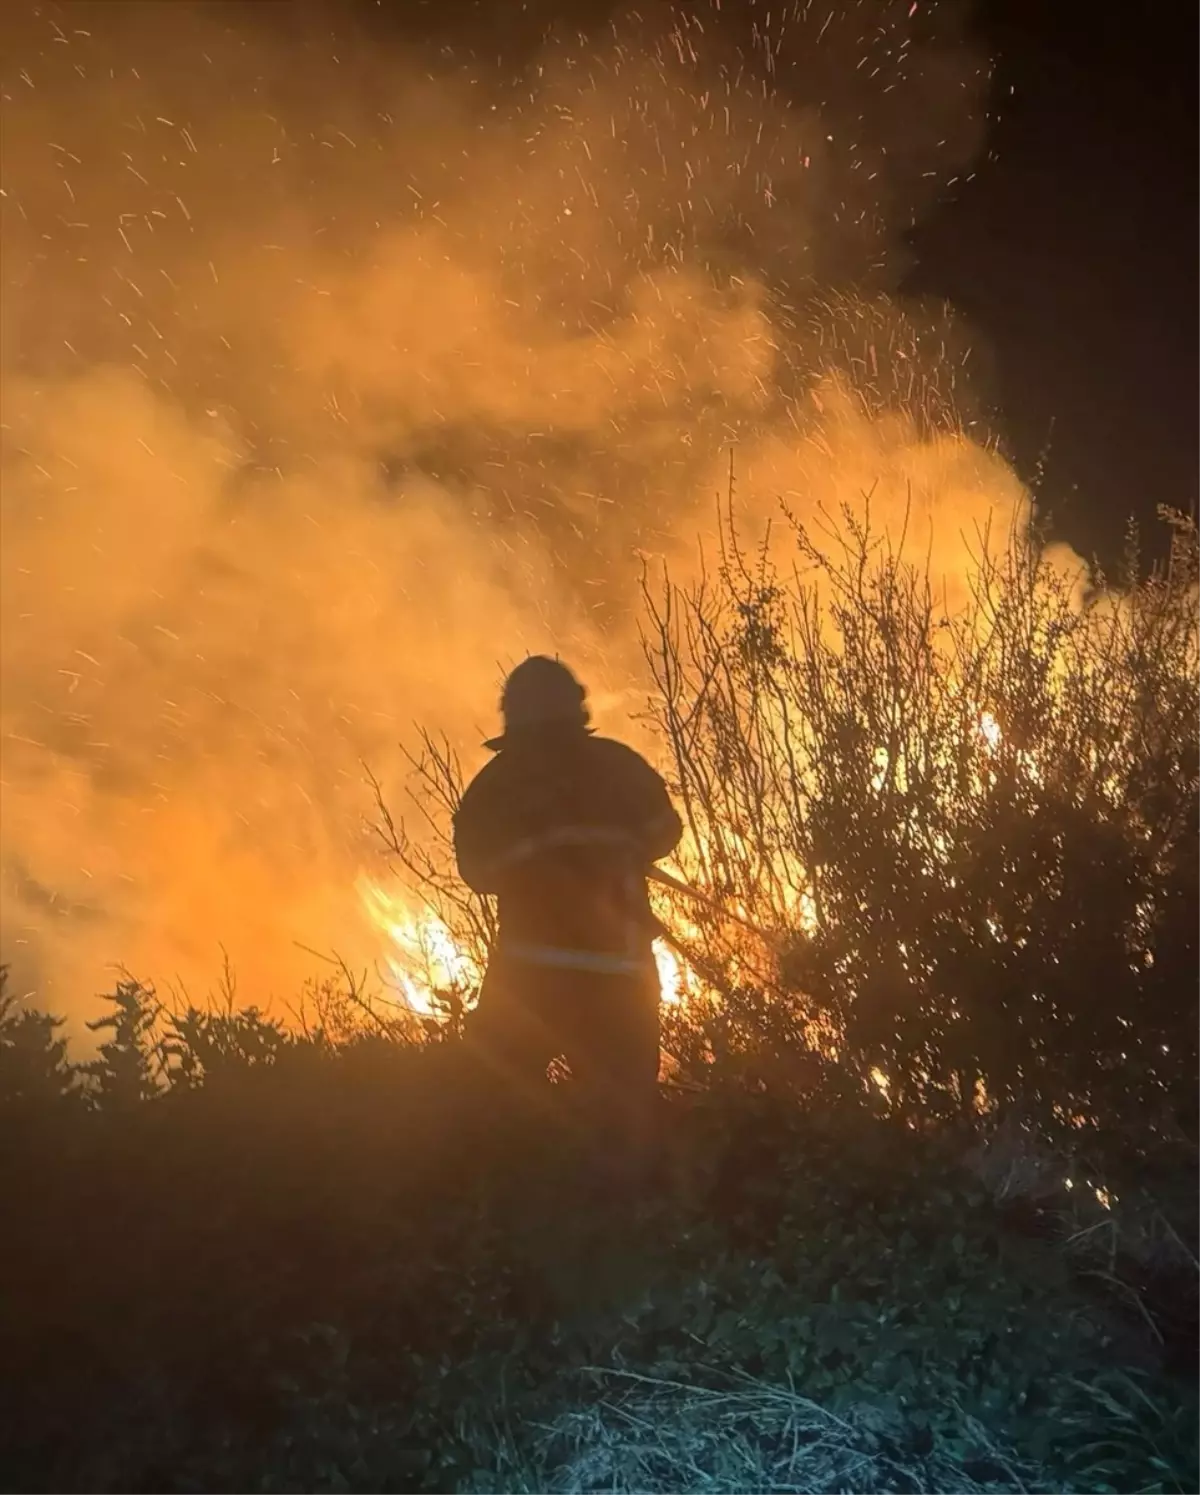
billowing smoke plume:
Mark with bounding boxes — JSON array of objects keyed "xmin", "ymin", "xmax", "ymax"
[{"xmin": 0, "ymin": 0, "xmax": 1033, "ymax": 1023}]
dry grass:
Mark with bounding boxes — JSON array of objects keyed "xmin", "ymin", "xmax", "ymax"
[{"xmin": 530, "ymin": 1369, "xmax": 1051, "ymax": 1495}]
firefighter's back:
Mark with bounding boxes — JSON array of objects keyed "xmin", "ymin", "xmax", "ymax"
[{"xmin": 459, "ymin": 730, "xmax": 668, "ymax": 961}]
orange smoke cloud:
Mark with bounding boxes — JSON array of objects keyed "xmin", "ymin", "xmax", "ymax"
[{"xmin": 0, "ymin": 0, "xmax": 1026, "ymax": 1027}]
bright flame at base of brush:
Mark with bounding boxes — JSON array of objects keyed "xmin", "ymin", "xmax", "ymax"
[
  {"xmin": 358, "ymin": 876, "xmax": 707, "ymax": 1014},
  {"xmin": 357, "ymin": 877, "xmax": 482, "ymax": 1017}
]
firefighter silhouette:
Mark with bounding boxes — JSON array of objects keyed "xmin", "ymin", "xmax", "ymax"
[{"xmin": 454, "ymin": 657, "xmax": 682, "ymax": 1154}]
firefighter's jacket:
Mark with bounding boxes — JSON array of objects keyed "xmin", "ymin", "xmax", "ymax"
[{"xmin": 453, "ymin": 729, "xmax": 683, "ymax": 976}]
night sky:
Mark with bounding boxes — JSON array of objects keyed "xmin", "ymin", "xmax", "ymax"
[{"xmin": 908, "ymin": 0, "xmax": 1199, "ymax": 565}]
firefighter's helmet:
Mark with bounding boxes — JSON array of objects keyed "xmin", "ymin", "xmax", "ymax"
[{"xmin": 485, "ymin": 656, "xmax": 591, "ymax": 749}]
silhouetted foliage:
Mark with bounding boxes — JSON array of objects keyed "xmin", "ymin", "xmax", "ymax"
[
  {"xmin": 0, "ymin": 965, "xmax": 81, "ymax": 1115},
  {"xmin": 641, "ymin": 506, "xmax": 1198, "ymax": 1175},
  {"xmin": 0, "ymin": 1010, "xmax": 1194, "ymax": 1494},
  {"xmin": 83, "ymin": 976, "xmax": 161, "ymax": 1109}
]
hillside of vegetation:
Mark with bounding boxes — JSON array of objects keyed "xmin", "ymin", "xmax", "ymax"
[
  {"xmin": 2, "ymin": 511, "xmax": 1196, "ymax": 1494},
  {"xmin": 2, "ymin": 991, "xmax": 1196, "ymax": 1495}
]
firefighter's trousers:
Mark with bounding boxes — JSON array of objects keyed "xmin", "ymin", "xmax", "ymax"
[{"xmin": 466, "ymin": 949, "xmax": 661, "ymax": 1178}]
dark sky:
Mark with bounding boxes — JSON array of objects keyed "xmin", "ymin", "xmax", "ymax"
[{"xmin": 907, "ymin": 0, "xmax": 1199, "ymax": 565}]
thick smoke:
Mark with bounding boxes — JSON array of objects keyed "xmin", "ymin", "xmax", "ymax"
[{"xmin": 1, "ymin": 0, "xmax": 1029, "ymax": 1023}]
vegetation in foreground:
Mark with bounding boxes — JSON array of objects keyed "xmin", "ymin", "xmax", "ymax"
[
  {"xmin": 1, "ymin": 984, "xmax": 1196, "ymax": 1495},
  {"xmin": 2, "ymin": 508, "xmax": 1196, "ymax": 1492}
]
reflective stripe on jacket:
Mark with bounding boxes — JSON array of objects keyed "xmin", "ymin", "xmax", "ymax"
[{"xmin": 501, "ymin": 942, "xmax": 653, "ymax": 976}]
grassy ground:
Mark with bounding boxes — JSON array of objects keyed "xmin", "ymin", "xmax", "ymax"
[{"xmin": 1, "ymin": 1041, "xmax": 1196, "ymax": 1493}]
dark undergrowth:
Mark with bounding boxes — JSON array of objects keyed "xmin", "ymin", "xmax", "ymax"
[{"xmin": 1, "ymin": 1012, "xmax": 1195, "ymax": 1495}]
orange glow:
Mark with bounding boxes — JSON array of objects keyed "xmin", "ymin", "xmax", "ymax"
[
  {"xmin": 1, "ymin": 2, "xmax": 1086, "ymax": 1032},
  {"xmin": 356, "ymin": 873, "xmax": 709, "ymax": 1013}
]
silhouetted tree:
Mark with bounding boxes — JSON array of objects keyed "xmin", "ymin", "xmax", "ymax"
[
  {"xmin": 83, "ymin": 977, "xmax": 161, "ymax": 1109},
  {"xmin": 160, "ymin": 1003, "xmax": 294, "ymax": 1089},
  {"xmin": 0, "ymin": 966, "xmax": 81, "ymax": 1113}
]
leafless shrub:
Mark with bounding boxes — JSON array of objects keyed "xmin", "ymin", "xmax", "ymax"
[
  {"xmin": 641, "ymin": 493, "xmax": 1198, "ymax": 1144},
  {"xmin": 365, "ymin": 732, "xmax": 497, "ymax": 1027}
]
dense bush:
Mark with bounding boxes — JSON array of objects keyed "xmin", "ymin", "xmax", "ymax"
[
  {"xmin": 641, "ymin": 507, "xmax": 1198, "ymax": 1157},
  {"xmin": 1, "ymin": 972, "xmax": 1196, "ymax": 1493}
]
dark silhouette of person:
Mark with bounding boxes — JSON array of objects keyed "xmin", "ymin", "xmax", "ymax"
[{"xmin": 453, "ymin": 656, "xmax": 682, "ymax": 1169}]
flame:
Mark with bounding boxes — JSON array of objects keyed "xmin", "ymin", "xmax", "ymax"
[
  {"xmin": 654, "ymin": 930, "xmax": 710, "ymax": 1006},
  {"xmin": 359, "ymin": 707, "xmax": 1006, "ymax": 1021},
  {"xmin": 357, "ymin": 876, "xmax": 481, "ymax": 1017},
  {"xmin": 357, "ymin": 871, "xmax": 712, "ymax": 1016}
]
